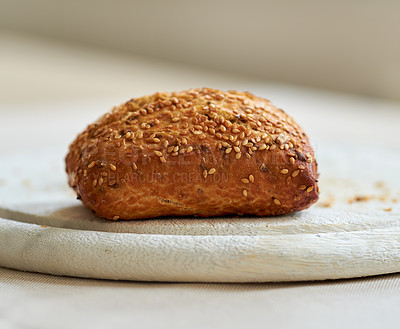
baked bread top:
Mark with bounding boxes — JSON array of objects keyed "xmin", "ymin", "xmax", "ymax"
[{"xmin": 66, "ymin": 88, "xmax": 319, "ymax": 219}]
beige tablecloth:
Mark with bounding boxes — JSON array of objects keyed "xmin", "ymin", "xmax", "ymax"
[
  {"xmin": 1, "ymin": 32, "xmax": 400, "ymax": 329},
  {"xmin": 1, "ymin": 267, "xmax": 400, "ymax": 329}
]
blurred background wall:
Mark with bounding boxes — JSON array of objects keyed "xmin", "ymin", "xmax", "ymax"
[{"xmin": 0, "ymin": 0, "xmax": 399, "ymax": 101}]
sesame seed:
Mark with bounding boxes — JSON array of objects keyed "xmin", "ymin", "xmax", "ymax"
[
  {"xmin": 132, "ymin": 163, "xmax": 138, "ymax": 170},
  {"xmin": 298, "ymin": 165, "xmax": 306, "ymax": 170},
  {"xmin": 112, "ymin": 216, "xmax": 119, "ymax": 220},
  {"xmin": 236, "ymin": 153, "xmax": 242, "ymax": 159},
  {"xmin": 270, "ymin": 144, "xmax": 277, "ymax": 150},
  {"xmin": 110, "ymin": 164, "xmax": 117, "ymax": 171},
  {"xmin": 243, "ymin": 189, "xmax": 248, "ymax": 197},
  {"xmin": 153, "ymin": 138, "xmax": 161, "ymax": 143},
  {"xmin": 273, "ymin": 198, "xmax": 282, "ymax": 205},
  {"xmin": 299, "ymin": 185, "xmax": 306, "ymax": 190},
  {"xmin": 136, "ymin": 131, "xmax": 143, "ymax": 139},
  {"xmin": 182, "ymin": 137, "xmax": 188, "ymax": 145},
  {"xmin": 98, "ymin": 177, "xmax": 104, "ymax": 186},
  {"xmin": 292, "ymin": 170, "xmax": 299, "ymax": 177},
  {"xmin": 163, "ymin": 140, "xmax": 169, "ymax": 147},
  {"xmin": 92, "ymin": 179, "xmax": 97, "ymax": 187},
  {"xmin": 307, "ymin": 158, "xmax": 313, "ymax": 163},
  {"xmin": 209, "ymin": 128, "xmax": 215, "ymax": 134},
  {"xmin": 83, "ymin": 170, "xmax": 87, "ymax": 177},
  {"xmin": 173, "ymin": 146, "xmax": 179, "ymax": 152},
  {"xmin": 154, "ymin": 150, "xmax": 163, "ymax": 157},
  {"xmin": 171, "ymin": 152, "xmax": 178, "ymax": 156},
  {"xmin": 290, "ymin": 157, "xmax": 295, "ymax": 164},
  {"xmin": 280, "ymin": 169, "xmax": 289, "ymax": 174},
  {"xmin": 139, "ymin": 109, "xmax": 147, "ymax": 115},
  {"xmin": 203, "ymin": 170, "xmax": 208, "ymax": 178},
  {"xmin": 232, "ymin": 128, "xmax": 240, "ymax": 134},
  {"xmin": 193, "ymin": 130, "xmax": 202, "ymax": 135},
  {"xmin": 233, "ymin": 146, "xmax": 240, "ymax": 153},
  {"xmin": 88, "ymin": 161, "xmax": 96, "ymax": 169},
  {"xmin": 245, "ymin": 153, "xmax": 251, "ymax": 159},
  {"xmin": 208, "ymin": 168, "xmax": 216, "ymax": 175},
  {"xmin": 306, "ymin": 186, "xmax": 314, "ymax": 193},
  {"xmin": 225, "ymin": 148, "xmax": 232, "ymax": 154},
  {"xmin": 187, "ymin": 146, "xmax": 193, "ymax": 153},
  {"xmin": 241, "ymin": 178, "xmax": 250, "ymax": 183},
  {"xmin": 239, "ymin": 132, "xmax": 245, "ymax": 139},
  {"xmin": 258, "ymin": 144, "xmax": 267, "ymax": 151},
  {"xmin": 249, "ymin": 175, "xmax": 254, "ymax": 183},
  {"xmin": 160, "ymin": 156, "xmax": 167, "ymax": 163},
  {"xmin": 222, "ymin": 142, "xmax": 230, "ymax": 147},
  {"xmin": 220, "ymin": 125, "xmax": 227, "ymax": 132},
  {"xmin": 172, "ymin": 117, "xmax": 180, "ymax": 122}
]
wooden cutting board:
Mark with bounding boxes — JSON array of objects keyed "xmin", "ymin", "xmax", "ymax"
[{"xmin": 0, "ymin": 141, "xmax": 399, "ymax": 282}]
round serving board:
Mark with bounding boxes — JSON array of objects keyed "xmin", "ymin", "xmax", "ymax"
[{"xmin": 0, "ymin": 142, "xmax": 399, "ymax": 282}]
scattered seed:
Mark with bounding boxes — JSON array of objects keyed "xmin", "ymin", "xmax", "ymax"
[
  {"xmin": 273, "ymin": 198, "xmax": 282, "ymax": 205},
  {"xmin": 242, "ymin": 189, "xmax": 248, "ymax": 197},
  {"xmin": 258, "ymin": 144, "xmax": 267, "ymax": 150},
  {"xmin": 280, "ymin": 169, "xmax": 289, "ymax": 174},
  {"xmin": 110, "ymin": 164, "xmax": 117, "ymax": 171},
  {"xmin": 154, "ymin": 150, "xmax": 163, "ymax": 157},
  {"xmin": 306, "ymin": 186, "xmax": 314, "ymax": 192},
  {"xmin": 208, "ymin": 168, "xmax": 216, "ymax": 175},
  {"xmin": 292, "ymin": 170, "xmax": 299, "ymax": 177},
  {"xmin": 299, "ymin": 185, "xmax": 306, "ymax": 190},
  {"xmin": 249, "ymin": 175, "xmax": 254, "ymax": 183},
  {"xmin": 241, "ymin": 178, "xmax": 250, "ymax": 184}
]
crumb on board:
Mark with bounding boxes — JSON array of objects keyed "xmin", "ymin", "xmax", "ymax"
[
  {"xmin": 317, "ymin": 196, "xmax": 335, "ymax": 208},
  {"xmin": 40, "ymin": 225, "xmax": 47, "ymax": 228},
  {"xmin": 383, "ymin": 208, "xmax": 392, "ymax": 212},
  {"xmin": 348, "ymin": 193, "xmax": 394, "ymax": 204},
  {"xmin": 375, "ymin": 181, "xmax": 386, "ymax": 189}
]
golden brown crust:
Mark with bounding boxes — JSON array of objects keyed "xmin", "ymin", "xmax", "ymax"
[{"xmin": 65, "ymin": 88, "xmax": 319, "ymax": 220}]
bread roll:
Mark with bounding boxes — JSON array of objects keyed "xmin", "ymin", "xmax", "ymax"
[{"xmin": 66, "ymin": 88, "xmax": 319, "ymax": 220}]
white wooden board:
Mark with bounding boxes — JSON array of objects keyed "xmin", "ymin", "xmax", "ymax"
[{"xmin": 0, "ymin": 141, "xmax": 399, "ymax": 282}]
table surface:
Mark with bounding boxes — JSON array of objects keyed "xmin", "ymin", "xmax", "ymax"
[{"xmin": 1, "ymin": 32, "xmax": 400, "ymax": 329}]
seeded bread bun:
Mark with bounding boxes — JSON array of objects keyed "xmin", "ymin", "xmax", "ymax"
[{"xmin": 66, "ymin": 88, "xmax": 319, "ymax": 220}]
